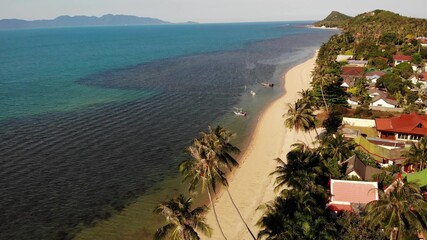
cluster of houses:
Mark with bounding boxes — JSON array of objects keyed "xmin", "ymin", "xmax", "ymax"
[
  {"xmin": 337, "ymin": 54, "xmax": 427, "ymax": 108},
  {"xmin": 327, "ymin": 112, "xmax": 427, "ymax": 238}
]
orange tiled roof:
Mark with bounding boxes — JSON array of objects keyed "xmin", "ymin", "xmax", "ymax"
[
  {"xmin": 375, "ymin": 112, "xmax": 427, "ymax": 135},
  {"xmin": 342, "ymin": 66, "xmax": 364, "ymax": 76},
  {"xmin": 393, "ymin": 54, "xmax": 412, "ymax": 61}
]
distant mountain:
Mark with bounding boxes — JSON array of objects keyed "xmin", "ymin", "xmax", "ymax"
[
  {"xmin": 0, "ymin": 14, "xmax": 170, "ymax": 29},
  {"xmin": 314, "ymin": 11, "xmax": 352, "ymax": 28}
]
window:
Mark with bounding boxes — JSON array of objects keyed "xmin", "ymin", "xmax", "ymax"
[
  {"xmin": 417, "ymin": 123, "xmax": 422, "ymax": 128},
  {"xmin": 398, "ymin": 133, "xmax": 408, "ymax": 139}
]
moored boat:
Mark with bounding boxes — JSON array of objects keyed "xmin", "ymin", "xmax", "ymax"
[
  {"xmin": 233, "ymin": 108, "xmax": 247, "ymax": 116},
  {"xmin": 261, "ymin": 82, "xmax": 274, "ymax": 87}
]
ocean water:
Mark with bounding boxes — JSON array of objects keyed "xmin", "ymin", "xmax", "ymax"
[{"xmin": 0, "ymin": 22, "xmax": 337, "ymax": 239}]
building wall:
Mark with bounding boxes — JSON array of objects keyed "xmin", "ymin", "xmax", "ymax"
[{"xmin": 343, "ymin": 117, "xmax": 376, "ymax": 127}]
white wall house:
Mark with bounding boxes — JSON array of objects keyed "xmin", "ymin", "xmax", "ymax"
[
  {"xmin": 347, "ymin": 98, "xmax": 359, "ymax": 106},
  {"xmin": 370, "ymin": 98, "xmax": 397, "ymax": 108}
]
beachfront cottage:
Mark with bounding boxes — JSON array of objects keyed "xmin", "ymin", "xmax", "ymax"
[
  {"xmin": 344, "ymin": 155, "xmax": 383, "ymax": 181},
  {"xmin": 327, "ymin": 179, "xmax": 379, "ymax": 212},
  {"xmin": 375, "ymin": 112, "xmax": 427, "ymax": 141},
  {"xmin": 393, "ymin": 54, "xmax": 412, "ymax": 66}
]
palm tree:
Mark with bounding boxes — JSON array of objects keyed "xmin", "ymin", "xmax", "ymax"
[
  {"xmin": 320, "ymin": 133, "xmax": 355, "ymax": 164},
  {"xmin": 298, "ymin": 89, "xmax": 314, "ymax": 107},
  {"xmin": 257, "ymin": 191, "xmax": 335, "ymax": 239},
  {"xmin": 270, "ymin": 144, "xmax": 327, "ymax": 196},
  {"xmin": 179, "ymin": 139, "xmax": 228, "ymax": 240},
  {"xmin": 365, "ymin": 181, "xmax": 427, "ymax": 239},
  {"xmin": 203, "ymin": 126, "xmax": 256, "ymax": 239},
  {"xmin": 154, "ymin": 194, "xmax": 211, "ymax": 240},
  {"xmin": 403, "ymin": 136, "xmax": 427, "ymax": 171},
  {"xmin": 284, "ymin": 99, "xmax": 318, "ymax": 140}
]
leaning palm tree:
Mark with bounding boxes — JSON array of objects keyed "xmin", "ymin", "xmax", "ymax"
[
  {"xmin": 403, "ymin": 136, "xmax": 427, "ymax": 171},
  {"xmin": 284, "ymin": 99, "xmax": 318, "ymax": 140},
  {"xmin": 203, "ymin": 126, "xmax": 256, "ymax": 239},
  {"xmin": 364, "ymin": 181, "xmax": 427, "ymax": 239},
  {"xmin": 154, "ymin": 194, "xmax": 211, "ymax": 240},
  {"xmin": 179, "ymin": 139, "xmax": 229, "ymax": 240}
]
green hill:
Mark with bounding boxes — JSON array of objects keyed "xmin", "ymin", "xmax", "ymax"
[
  {"xmin": 314, "ymin": 11, "xmax": 352, "ymax": 28},
  {"xmin": 345, "ymin": 9, "xmax": 427, "ymax": 37}
]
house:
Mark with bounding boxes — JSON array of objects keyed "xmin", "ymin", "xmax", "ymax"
[
  {"xmin": 340, "ymin": 79, "xmax": 353, "ymax": 91},
  {"xmin": 393, "ymin": 54, "xmax": 412, "ymax": 65},
  {"xmin": 341, "ymin": 66, "xmax": 365, "ymax": 83},
  {"xmin": 368, "ymin": 88, "xmax": 398, "ymax": 108},
  {"xmin": 327, "ymin": 179, "xmax": 379, "ymax": 212},
  {"xmin": 375, "ymin": 112, "xmax": 427, "ymax": 141},
  {"xmin": 354, "ymin": 136, "xmax": 406, "ymax": 165},
  {"xmin": 347, "ymin": 96, "xmax": 359, "ymax": 106},
  {"xmin": 365, "ymin": 71, "xmax": 385, "ymax": 83},
  {"xmin": 344, "ymin": 155, "xmax": 383, "ymax": 181}
]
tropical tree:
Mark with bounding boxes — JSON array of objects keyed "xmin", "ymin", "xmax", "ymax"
[
  {"xmin": 180, "ymin": 126, "xmax": 256, "ymax": 240},
  {"xmin": 202, "ymin": 126, "xmax": 256, "ymax": 239},
  {"xmin": 284, "ymin": 99, "xmax": 318, "ymax": 140},
  {"xmin": 298, "ymin": 89, "xmax": 314, "ymax": 107},
  {"xmin": 321, "ymin": 133, "xmax": 355, "ymax": 164},
  {"xmin": 257, "ymin": 193, "xmax": 336, "ymax": 240},
  {"xmin": 270, "ymin": 143, "xmax": 328, "ymax": 196},
  {"xmin": 403, "ymin": 136, "xmax": 427, "ymax": 170},
  {"xmin": 154, "ymin": 195, "xmax": 211, "ymax": 240},
  {"xmin": 364, "ymin": 182, "xmax": 427, "ymax": 239},
  {"xmin": 179, "ymin": 139, "xmax": 228, "ymax": 239}
]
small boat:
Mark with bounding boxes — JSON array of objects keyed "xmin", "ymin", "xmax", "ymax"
[
  {"xmin": 250, "ymin": 90, "xmax": 256, "ymax": 96},
  {"xmin": 233, "ymin": 108, "xmax": 247, "ymax": 116},
  {"xmin": 261, "ymin": 82, "xmax": 274, "ymax": 87}
]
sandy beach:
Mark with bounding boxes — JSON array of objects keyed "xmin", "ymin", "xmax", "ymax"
[{"xmin": 202, "ymin": 53, "xmax": 317, "ymax": 240}]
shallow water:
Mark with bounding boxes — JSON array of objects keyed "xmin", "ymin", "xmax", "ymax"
[{"xmin": 0, "ymin": 23, "xmax": 337, "ymax": 239}]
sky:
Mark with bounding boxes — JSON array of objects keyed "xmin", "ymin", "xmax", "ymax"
[{"xmin": 0, "ymin": 0, "xmax": 425, "ymax": 23}]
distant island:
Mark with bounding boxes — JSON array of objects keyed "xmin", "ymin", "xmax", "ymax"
[{"xmin": 0, "ymin": 14, "xmax": 171, "ymax": 30}]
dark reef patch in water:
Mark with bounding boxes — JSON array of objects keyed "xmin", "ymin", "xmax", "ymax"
[{"xmin": 0, "ymin": 31, "xmax": 336, "ymax": 240}]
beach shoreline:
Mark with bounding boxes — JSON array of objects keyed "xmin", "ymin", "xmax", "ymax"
[{"xmin": 202, "ymin": 53, "xmax": 317, "ymax": 240}]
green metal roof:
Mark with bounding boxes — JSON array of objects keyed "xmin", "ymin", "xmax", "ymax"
[{"xmin": 404, "ymin": 168, "xmax": 427, "ymax": 188}]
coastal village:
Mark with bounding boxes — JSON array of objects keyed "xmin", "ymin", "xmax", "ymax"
[
  {"xmin": 295, "ymin": 10, "xmax": 427, "ymax": 240},
  {"xmin": 152, "ymin": 10, "xmax": 427, "ymax": 240},
  {"xmin": 149, "ymin": 10, "xmax": 427, "ymax": 240},
  {"xmin": 4, "ymin": 3, "xmax": 427, "ymax": 240}
]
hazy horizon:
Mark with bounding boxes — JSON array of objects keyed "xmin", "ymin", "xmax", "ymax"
[{"xmin": 0, "ymin": 0, "xmax": 425, "ymax": 24}]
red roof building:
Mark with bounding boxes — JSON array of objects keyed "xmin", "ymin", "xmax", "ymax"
[
  {"xmin": 393, "ymin": 54, "xmax": 412, "ymax": 65},
  {"xmin": 327, "ymin": 179, "xmax": 378, "ymax": 212},
  {"xmin": 375, "ymin": 112, "xmax": 427, "ymax": 141},
  {"xmin": 341, "ymin": 66, "xmax": 365, "ymax": 84}
]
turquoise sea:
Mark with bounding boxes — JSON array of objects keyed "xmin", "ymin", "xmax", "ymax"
[{"xmin": 0, "ymin": 22, "xmax": 337, "ymax": 239}]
